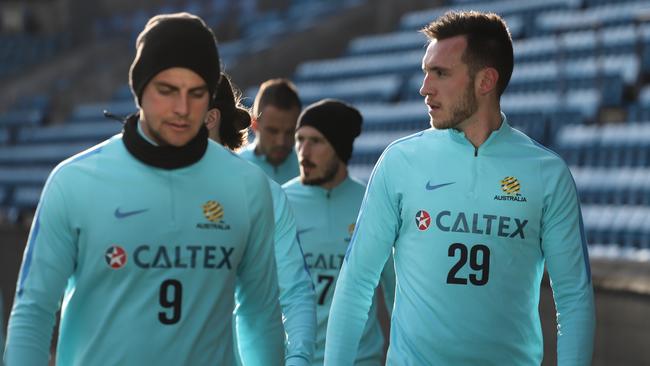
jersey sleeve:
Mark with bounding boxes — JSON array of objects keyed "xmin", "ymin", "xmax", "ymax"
[
  {"xmin": 5, "ymin": 175, "xmax": 78, "ymax": 366},
  {"xmin": 270, "ymin": 181, "xmax": 317, "ymax": 366},
  {"xmin": 324, "ymin": 151, "xmax": 399, "ymax": 365},
  {"xmin": 540, "ymin": 158, "xmax": 595, "ymax": 366},
  {"xmin": 379, "ymin": 253, "xmax": 396, "ymax": 316},
  {"xmin": 235, "ymin": 171, "xmax": 285, "ymax": 365}
]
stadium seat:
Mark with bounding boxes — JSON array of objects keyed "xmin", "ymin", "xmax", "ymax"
[
  {"xmin": 69, "ymin": 101, "xmax": 135, "ymax": 123},
  {"xmin": 347, "ymin": 31, "xmax": 427, "ymax": 56},
  {"xmin": 356, "ymin": 101, "xmax": 428, "ymax": 132},
  {"xmin": 0, "ymin": 167, "xmax": 51, "ymax": 187},
  {"xmin": 0, "ymin": 128, "xmax": 8, "ymax": 146},
  {"xmin": 11, "ymin": 186, "xmax": 42, "ymax": 209},
  {"xmin": 16, "ymin": 121, "xmax": 123, "ymax": 144},
  {"xmin": 0, "ymin": 142, "xmax": 95, "ymax": 166},
  {"xmin": 535, "ymin": 1, "xmax": 650, "ymax": 33},
  {"xmin": 400, "ymin": 0, "xmax": 578, "ymax": 31},
  {"xmin": 296, "ymin": 74, "xmax": 404, "ymax": 105},
  {"xmin": 294, "ymin": 50, "xmax": 422, "ymax": 81}
]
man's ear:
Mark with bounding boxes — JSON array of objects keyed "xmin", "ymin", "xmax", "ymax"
[
  {"xmin": 476, "ymin": 67, "xmax": 499, "ymax": 96},
  {"xmin": 205, "ymin": 108, "xmax": 221, "ymax": 131},
  {"xmin": 251, "ymin": 117, "xmax": 259, "ymax": 133}
]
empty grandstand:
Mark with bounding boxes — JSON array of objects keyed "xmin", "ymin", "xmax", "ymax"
[{"xmin": 1, "ymin": 0, "xmax": 650, "ymax": 365}]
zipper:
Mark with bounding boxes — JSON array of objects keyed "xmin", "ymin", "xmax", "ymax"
[
  {"xmin": 167, "ymin": 171, "xmax": 176, "ymax": 227},
  {"xmin": 469, "ymin": 146, "xmax": 478, "ymax": 198}
]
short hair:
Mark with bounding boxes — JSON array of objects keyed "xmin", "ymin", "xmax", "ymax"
[
  {"xmin": 252, "ymin": 78, "xmax": 302, "ymax": 120},
  {"xmin": 210, "ymin": 74, "xmax": 250, "ymax": 150},
  {"xmin": 421, "ymin": 11, "xmax": 514, "ymax": 97}
]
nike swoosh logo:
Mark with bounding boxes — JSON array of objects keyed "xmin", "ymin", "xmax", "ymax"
[
  {"xmin": 114, "ymin": 208, "xmax": 149, "ymax": 219},
  {"xmin": 425, "ymin": 181, "xmax": 455, "ymax": 191}
]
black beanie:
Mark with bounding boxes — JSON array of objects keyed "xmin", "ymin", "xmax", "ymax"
[
  {"xmin": 297, "ymin": 99, "xmax": 362, "ymax": 163},
  {"xmin": 129, "ymin": 12, "xmax": 221, "ymax": 106}
]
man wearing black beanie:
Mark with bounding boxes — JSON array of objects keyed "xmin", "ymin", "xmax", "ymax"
[
  {"xmin": 5, "ymin": 12, "xmax": 284, "ymax": 366},
  {"xmin": 282, "ymin": 99, "xmax": 395, "ymax": 365}
]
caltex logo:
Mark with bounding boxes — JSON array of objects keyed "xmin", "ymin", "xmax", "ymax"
[
  {"xmin": 415, "ymin": 210, "xmax": 431, "ymax": 231},
  {"xmin": 105, "ymin": 245, "xmax": 127, "ymax": 269}
]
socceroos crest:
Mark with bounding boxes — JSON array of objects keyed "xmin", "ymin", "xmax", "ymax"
[
  {"xmin": 494, "ymin": 176, "xmax": 527, "ymax": 202},
  {"xmin": 197, "ymin": 200, "xmax": 231, "ymax": 230},
  {"xmin": 345, "ymin": 223, "xmax": 356, "ymax": 243}
]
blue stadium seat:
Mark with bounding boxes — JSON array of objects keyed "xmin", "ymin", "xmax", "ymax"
[
  {"xmin": 16, "ymin": 121, "xmax": 123, "ymax": 144},
  {"xmin": 501, "ymin": 91, "xmax": 561, "ymax": 114},
  {"xmin": 356, "ymin": 101, "xmax": 428, "ymax": 132},
  {"xmin": 112, "ymin": 84, "xmax": 133, "ymax": 102},
  {"xmin": 11, "ymin": 186, "xmax": 42, "ymax": 209},
  {"xmin": 535, "ymin": 1, "xmax": 650, "ymax": 33},
  {"xmin": 508, "ymin": 61, "xmax": 560, "ymax": 93},
  {"xmin": 564, "ymin": 89, "xmax": 601, "ymax": 120},
  {"xmin": 0, "ymin": 109, "xmax": 45, "ymax": 127},
  {"xmin": 400, "ymin": 0, "xmax": 578, "ymax": 31},
  {"xmin": 0, "ymin": 167, "xmax": 51, "ymax": 187},
  {"xmin": 296, "ymin": 74, "xmax": 404, "ymax": 105},
  {"xmin": 0, "ymin": 128, "xmax": 9, "ymax": 145},
  {"xmin": 347, "ymin": 31, "xmax": 426, "ymax": 56},
  {"xmin": 602, "ymin": 25, "xmax": 637, "ymax": 55},
  {"xmin": 514, "ymin": 36, "xmax": 559, "ymax": 62},
  {"xmin": 0, "ymin": 142, "xmax": 95, "ymax": 166},
  {"xmin": 597, "ymin": 124, "xmax": 629, "ymax": 167},
  {"xmin": 294, "ymin": 50, "xmax": 422, "ymax": 81},
  {"xmin": 628, "ymin": 85, "xmax": 650, "ymax": 122},
  {"xmin": 507, "ymin": 112, "xmax": 547, "ymax": 144},
  {"xmin": 555, "ymin": 124, "xmax": 600, "ymax": 166},
  {"xmin": 69, "ymin": 101, "xmax": 136, "ymax": 123},
  {"xmin": 621, "ymin": 206, "xmax": 650, "ymax": 249},
  {"xmin": 352, "ymin": 129, "xmax": 418, "ymax": 166},
  {"xmin": 560, "ymin": 30, "xmax": 597, "ymax": 59}
]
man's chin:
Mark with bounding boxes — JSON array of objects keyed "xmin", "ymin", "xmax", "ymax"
[
  {"xmin": 301, "ymin": 177, "xmax": 321, "ymax": 186},
  {"xmin": 267, "ymin": 153, "xmax": 289, "ymax": 165}
]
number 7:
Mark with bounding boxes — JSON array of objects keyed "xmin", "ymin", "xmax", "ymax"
[{"xmin": 317, "ymin": 275, "xmax": 335, "ymax": 305}]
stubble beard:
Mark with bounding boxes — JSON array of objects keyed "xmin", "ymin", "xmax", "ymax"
[
  {"xmin": 302, "ymin": 158, "xmax": 340, "ymax": 187},
  {"xmin": 430, "ymin": 80, "xmax": 478, "ymax": 130}
]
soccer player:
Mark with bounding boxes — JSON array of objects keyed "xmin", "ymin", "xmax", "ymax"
[
  {"xmin": 283, "ymin": 99, "xmax": 395, "ymax": 366},
  {"xmin": 324, "ymin": 11, "xmax": 595, "ymax": 366},
  {"xmin": 239, "ymin": 78, "xmax": 302, "ymax": 184},
  {"xmin": 4, "ymin": 13, "xmax": 284, "ymax": 365},
  {"xmin": 206, "ymin": 73, "xmax": 317, "ymax": 366}
]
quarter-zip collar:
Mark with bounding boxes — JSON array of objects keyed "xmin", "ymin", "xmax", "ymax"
[
  {"xmin": 447, "ymin": 112, "xmax": 509, "ymax": 156},
  {"xmin": 300, "ymin": 175, "xmax": 353, "ymax": 199}
]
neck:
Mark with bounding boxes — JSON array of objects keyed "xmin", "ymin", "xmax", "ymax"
[
  {"xmin": 253, "ymin": 141, "xmax": 263, "ymax": 156},
  {"xmin": 457, "ymin": 103, "xmax": 502, "ymax": 148},
  {"xmin": 320, "ymin": 164, "xmax": 348, "ymax": 191},
  {"xmin": 208, "ymin": 129, "xmax": 222, "ymax": 144},
  {"xmin": 122, "ymin": 114, "xmax": 208, "ymax": 169}
]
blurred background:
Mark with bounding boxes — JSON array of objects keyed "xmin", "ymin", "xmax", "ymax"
[{"xmin": 1, "ymin": 0, "xmax": 649, "ymax": 364}]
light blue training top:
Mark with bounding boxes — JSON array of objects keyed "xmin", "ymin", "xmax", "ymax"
[
  {"xmin": 325, "ymin": 115, "xmax": 595, "ymax": 366},
  {"xmin": 5, "ymin": 133, "xmax": 284, "ymax": 366},
  {"xmin": 239, "ymin": 141, "xmax": 299, "ymax": 185}
]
